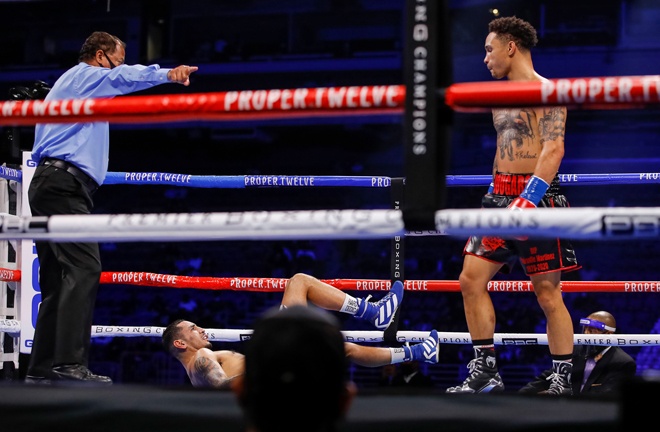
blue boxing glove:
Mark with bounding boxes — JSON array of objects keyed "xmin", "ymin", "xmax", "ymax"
[{"xmin": 508, "ymin": 175, "xmax": 549, "ymax": 211}]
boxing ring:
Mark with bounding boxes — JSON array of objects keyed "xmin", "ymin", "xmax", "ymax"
[
  {"xmin": 0, "ymin": 91, "xmax": 657, "ymax": 432},
  {"xmin": 1, "ymin": 3, "xmax": 660, "ymax": 430},
  {"xmin": 2, "ymin": 145, "xmax": 659, "ymax": 432},
  {"xmin": 2, "ymin": 79, "xmax": 660, "ymax": 358}
]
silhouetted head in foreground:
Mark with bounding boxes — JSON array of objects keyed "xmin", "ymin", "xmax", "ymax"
[{"xmin": 233, "ymin": 305, "xmax": 356, "ymax": 432}]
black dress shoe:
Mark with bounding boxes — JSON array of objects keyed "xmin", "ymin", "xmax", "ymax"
[
  {"xmin": 52, "ymin": 364, "xmax": 113, "ymax": 385},
  {"xmin": 25, "ymin": 375, "xmax": 52, "ymax": 385}
]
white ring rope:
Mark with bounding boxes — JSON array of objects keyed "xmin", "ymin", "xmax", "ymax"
[
  {"xmin": 0, "ymin": 210, "xmax": 403, "ymax": 241},
  {"xmin": 1, "ymin": 321, "xmax": 655, "ymax": 346},
  {"xmin": 0, "ymin": 319, "xmax": 19, "ymax": 336},
  {"xmin": 86, "ymin": 328, "xmax": 660, "ymax": 346},
  {"xmin": 434, "ymin": 207, "xmax": 660, "ymax": 239},
  {"xmin": 79, "ymin": 325, "xmax": 660, "ymax": 347},
  {"xmin": 1, "ymin": 206, "xmax": 660, "ymax": 241}
]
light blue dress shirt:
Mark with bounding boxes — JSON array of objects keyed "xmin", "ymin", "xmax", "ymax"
[{"xmin": 31, "ymin": 62, "xmax": 171, "ymax": 185}]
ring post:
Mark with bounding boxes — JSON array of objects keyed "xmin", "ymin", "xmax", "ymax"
[{"xmin": 403, "ymin": 0, "xmax": 452, "ymax": 231}]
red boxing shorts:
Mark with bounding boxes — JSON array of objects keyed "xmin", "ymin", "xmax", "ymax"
[{"xmin": 463, "ymin": 172, "xmax": 580, "ymax": 276}]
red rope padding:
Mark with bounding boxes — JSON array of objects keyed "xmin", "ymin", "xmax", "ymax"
[
  {"xmin": 445, "ymin": 75, "xmax": 660, "ymax": 112},
  {"xmin": 2, "ymin": 76, "xmax": 659, "ymax": 126},
  {"xmin": 0, "ymin": 268, "xmax": 19, "ymax": 282},
  {"xmin": 0, "ymin": 85, "xmax": 405, "ymax": 126},
  {"xmin": 1, "ymin": 268, "xmax": 656, "ymax": 293},
  {"xmin": 97, "ymin": 275, "xmax": 660, "ymax": 293}
]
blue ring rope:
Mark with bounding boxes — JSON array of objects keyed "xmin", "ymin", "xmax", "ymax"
[
  {"xmin": 2, "ymin": 169, "xmax": 659, "ymax": 187},
  {"xmin": 104, "ymin": 172, "xmax": 660, "ymax": 187}
]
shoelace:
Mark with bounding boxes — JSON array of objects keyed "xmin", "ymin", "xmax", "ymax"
[
  {"xmin": 466, "ymin": 358, "xmax": 483, "ymax": 377},
  {"xmin": 375, "ymin": 292, "xmax": 392, "ymax": 306},
  {"xmin": 356, "ymin": 295, "xmax": 373, "ymax": 318},
  {"xmin": 545, "ymin": 372, "xmax": 569, "ymax": 393},
  {"xmin": 545, "ymin": 372, "xmax": 568, "ymax": 383}
]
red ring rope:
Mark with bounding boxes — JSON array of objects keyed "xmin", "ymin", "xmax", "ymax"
[
  {"xmin": 1, "ymin": 76, "xmax": 659, "ymax": 126},
  {"xmin": 0, "ymin": 85, "xmax": 404, "ymax": 126},
  {"xmin": 0, "ymin": 268, "xmax": 655, "ymax": 293},
  {"xmin": 445, "ymin": 75, "xmax": 660, "ymax": 111}
]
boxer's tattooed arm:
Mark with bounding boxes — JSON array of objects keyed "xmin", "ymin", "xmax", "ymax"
[
  {"xmin": 539, "ymin": 107, "xmax": 566, "ymax": 144},
  {"xmin": 194, "ymin": 356, "xmax": 229, "ymax": 389}
]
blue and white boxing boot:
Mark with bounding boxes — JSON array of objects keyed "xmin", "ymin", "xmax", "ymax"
[
  {"xmin": 355, "ymin": 280, "xmax": 404, "ymax": 330},
  {"xmin": 404, "ymin": 329, "xmax": 440, "ymax": 364}
]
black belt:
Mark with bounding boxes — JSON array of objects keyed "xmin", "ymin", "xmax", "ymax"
[{"xmin": 40, "ymin": 158, "xmax": 99, "ymax": 194}]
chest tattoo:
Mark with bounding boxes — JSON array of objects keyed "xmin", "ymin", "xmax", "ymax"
[{"xmin": 493, "ymin": 109, "xmax": 536, "ymax": 161}]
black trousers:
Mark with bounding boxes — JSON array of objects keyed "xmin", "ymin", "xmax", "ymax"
[{"xmin": 26, "ymin": 164, "xmax": 101, "ymax": 377}]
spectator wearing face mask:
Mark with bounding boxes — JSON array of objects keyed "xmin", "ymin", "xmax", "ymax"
[{"xmin": 519, "ymin": 311, "xmax": 637, "ymax": 395}]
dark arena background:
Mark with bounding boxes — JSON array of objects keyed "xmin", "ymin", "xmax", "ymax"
[{"xmin": 1, "ymin": 0, "xmax": 660, "ymax": 430}]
